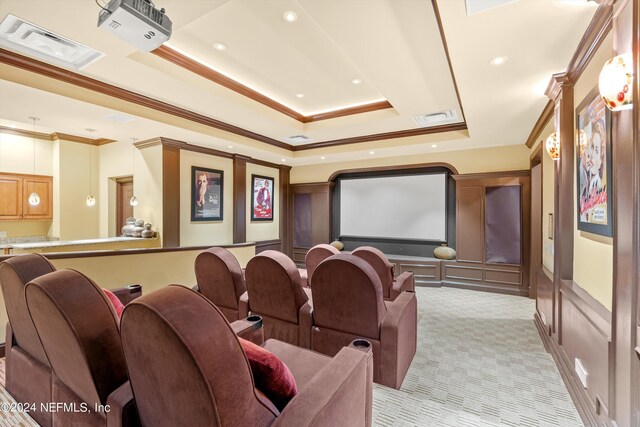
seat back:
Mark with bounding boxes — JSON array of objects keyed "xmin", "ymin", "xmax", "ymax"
[
  {"xmin": 305, "ymin": 244, "xmax": 340, "ymax": 280},
  {"xmin": 351, "ymin": 246, "xmax": 394, "ymax": 299},
  {"xmin": 25, "ymin": 269, "xmax": 127, "ymax": 409},
  {"xmin": 0, "ymin": 254, "xmax": 56, "ymax": 366},
  {"xmin": 120, "ymin": 286, "xmax": 276, "ymax": 427},
  {"xmin": 311, "ymin": 254, "xmax": 387, "ymax": 340},
  {"xmin": 245, "ymin": 250, "xmax": 307, "ymax": 324},
  {"xmin": 194, "ymin": 247, "xmax": 246, "ymax": 320}
]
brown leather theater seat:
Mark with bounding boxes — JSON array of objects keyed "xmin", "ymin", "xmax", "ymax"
[
  {"xmin": 0, "ymin": 254, "xmax": 57, "ymax": 427},
  {"xmin": 120, "ymin": 285, "xmax": 373, "ymax": 427},
  {"xmin": 25, "ymin": 269, "xmax": 139, "ymax": 426},
  {"xmin": 245, "ymin": 250, "xmax": 313, "ymax": 347},
  {"xmin": 351, "ymin": 246, "xmax": 415, "ymax": 301},
  {"xmin": 310, "ymin": 254, "xmax": 417, "ymax": 389},
  {"xmin": 194, "ymin": 246, "xmax": 249, "ymax": 321},
  {"xmin": 304, "ymin": 244, "xmax": 341, "ymax": 285}
]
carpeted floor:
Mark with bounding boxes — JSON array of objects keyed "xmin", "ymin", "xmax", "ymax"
[{"xmin": 0, "ymin": 287, "xmax": 583, "ymax": 426}]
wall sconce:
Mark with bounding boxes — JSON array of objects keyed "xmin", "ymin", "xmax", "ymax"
[
  {"xmin": 546, "ymin": 132, "xmax": 560, "ymax": 160},
  {"xmin": 599, "ymin": 53, "xmax": 632, "ymax": 111}
]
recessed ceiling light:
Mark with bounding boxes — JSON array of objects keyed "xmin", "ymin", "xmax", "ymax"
[
  {"xmin": 431, "ymin": 144, "xmax": 438, "ymax": 148},
  {"xmin": 227, "ymin": 145, "xmax": 233, "ymax": 149},
  {"xmin": 7, "ymin": 123, "xmax": 16, "ymax": 128},
  {"xmin": 296, "ymin": 93, "xmax": 304, "ymax": 98},
  {"xmin": 283, "ymin": 11, "xmax": 298, "ymax": 22},
  {"xmin": 369, "ymin": 151, "xmax": 375, "ymax": 155},
  {"xmin": 352, "ymin": 78, "xmax": 362, "ymax": 85},
  {"xmin": 490, "ymin": 56, "xmax": 508, "ymax": 66},
  {"xmin": 281, "ymin": 158, "xmax": 286, "ymax": 162},
  {"xmin": 213, "ymin": 43, "xmax": 227, "ymax": 51},
  {"xmin": 320, "ymin": 156, "xmax": 326, "ymax": 160}
]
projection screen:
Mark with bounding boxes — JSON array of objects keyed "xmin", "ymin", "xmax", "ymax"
[{"xmin": 339, "ymin": 173, "xmax": 447, "ymax": 241}]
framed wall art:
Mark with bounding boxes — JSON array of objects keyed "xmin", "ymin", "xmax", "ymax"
[
  {"xmin": 191, "ymin": 166, "xmax": 223, "ymax": 221},
  {"xmin": 251, "ymin": 174, "xmax": 274, "ymax": 221},
  {"xmin": 575, "ymin": 86, "xmax": 613, "ymax": 237}
]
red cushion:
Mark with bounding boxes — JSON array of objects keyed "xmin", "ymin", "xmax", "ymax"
[
  {"xmin": 239, "ymin": 338, "xmax": 298, "ymax": 410},
  {"xmin": 102, "ymin": 288, "xmax": 125, "ymax": 318}
]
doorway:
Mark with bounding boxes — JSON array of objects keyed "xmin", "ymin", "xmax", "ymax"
[
  {"xmin": 116, "ymin": 177, "xmax": 134, "ymax": 235},
  {"xmin": 529, "ymin": 146, "xmax": 543, "ymax": 299}
]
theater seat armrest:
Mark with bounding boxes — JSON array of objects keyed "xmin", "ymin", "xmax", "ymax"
[
  {"xmin": 109, "ymin": 285, "xmax": 143, "ymax": 305},
  {"xmin": 299, "ymin": 301, "xmax": 313, "ymax": 348},
  {"xmin": 230, "ymin": 316, "xmax": 264, "ymax": 345},
  {"xmin": 391, "ymin": 271, "xmax": 415, "ymax": 298},
  {"xmin": 106, "ymin": 381, "xmax": 139, "ymax": 427},
  {"xmin": 273, "ymin": 347, "xmax": 370, "ymax": 427},
  {"xmin": 239, "ymin": 291, "xmax": 249, "ymax": 318},
  {"xmin": 380, "ymin": 291, "xmax": 417, "ymax": 389}
]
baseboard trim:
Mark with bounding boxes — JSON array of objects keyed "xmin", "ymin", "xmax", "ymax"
[{"xmin": 442, "ymin": 280, "xmax": 529, "ymax": 296}]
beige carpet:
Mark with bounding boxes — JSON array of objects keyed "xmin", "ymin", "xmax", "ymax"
[{"xmin": 0, "ymin": 287, "xmax": 583, "ymax": 426}]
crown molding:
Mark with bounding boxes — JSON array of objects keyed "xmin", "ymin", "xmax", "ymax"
[
  {"xmin": 152, "ymin": 45, "xmax": 394, "ymax": 123},
  {"xmin": 0, "ymin": 126, "xmax": 115, "ymax": 145},
  {"xmin": 525, "ymin": 100, "xmax": 555, "ymax": 148}
]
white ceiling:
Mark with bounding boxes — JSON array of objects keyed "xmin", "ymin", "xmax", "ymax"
[{"xmin": 0, "ymin": 0, "xmax": 598, "ymax": 165}]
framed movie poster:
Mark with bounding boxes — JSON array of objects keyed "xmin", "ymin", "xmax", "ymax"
[
  {"xmin": 191, "ymin": 166, "xmax": 223, "ymax": 221},
  {"xmin": 575, "ymin": 86, "xmax": 613, "ymax": 237},
  {"xmin": 251, "ymin": 174, "xmax": 274, "ymax": 221}
]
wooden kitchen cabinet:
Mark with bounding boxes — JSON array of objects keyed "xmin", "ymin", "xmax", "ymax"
[
  {"xmin": 0, "ymin": 172, "xmax": 53, "ymax": 220},
  {"xmin": 0, "ymin": 174, "xmax": 23, "ymax": 220}
]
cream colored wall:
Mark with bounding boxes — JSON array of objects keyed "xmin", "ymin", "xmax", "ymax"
[
  {"xmin": 0, "ymin": 244, "xmax": 255, "ymax": 342},
  {"xmin": 135, "ymin": 144, "xmax": 164, "ymax": 243},
  {"xmin": 98, "ymin": 141, "xmax": 134, "ymax": 237},
  {"xmin": 539, "ymin": 119, "xmax": 556, "ymax": 272},
  {"xmin": 0, "ymin": 132, "xmax": 53, "ymax": 176},
  {"xmin": 0, "ymin": 131, "xmax": 54, "ymax": 236},
  {"xmin": 0, "ymin": 221, "xmax": 52, "ymax": 238},
  {"xmin": 290, "ymin": 144, "xmax": 530, "ymax": 183},
  {"xmin": 572, "ymin": 32, "xmax": 614, "ymax": 310},
  {"xmin": 56, "ymin": 140, "xmax": 100, "ymax": 240},
  {"xmin": 179, "ymin": 150, "xmax": 233, "ymax": 246},
  {"xmin": 246, "ymin": 163, "xmax": 280, "ymax": 242}
]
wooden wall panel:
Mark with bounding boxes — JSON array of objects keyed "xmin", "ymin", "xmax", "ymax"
[
  {"xmin": 456, "ymin": 186, "xmax": 484, "ymax": 262},
  {"xmin": 232, "ymin": 156, "xmax": 247, "ymax": 244},
  {"xmin": 536, "ymin": 268, "xmax": 554, "ymax": 336},
  {"xmin": 559, "ymin": 280, "xmax": 611, "ymax": 416},
  {"xmin": 162, "ymin": 145, "xmax": 180, "ymax": 248}
]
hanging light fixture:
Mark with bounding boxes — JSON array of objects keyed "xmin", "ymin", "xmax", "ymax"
[
  {"xmin": 129, "ymin": 137, "xmax": 138, "ymax": 207},
  {"xmin": 599, "ymin": 53, "xmax": 633, "ymax": 111},
  {"xmin": 27, "ymin": 116, "xmax": 40, "ymax": 206},
  {"xmin": 545, "ymin": 132, "xmax": 560, "ymax": 160},
  {"xmin": 86, "ymin": 128, "xmax": 96, "ymax": 207}
]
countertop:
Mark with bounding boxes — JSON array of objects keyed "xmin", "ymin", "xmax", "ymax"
[{"xmin": 9, "ymin": 236, "xmax": 153, "ymax": 250}]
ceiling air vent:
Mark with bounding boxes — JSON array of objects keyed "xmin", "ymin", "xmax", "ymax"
[
  {"xmin": 0, "ymin": 14, "xmax": 104, "ymax": 70},
  {"xmin": 286, "ymin": 135, "xmax": 310, "ymax": 144},
  {"xmin": 412, "ymin": 110, "xmax": 458, "ymax": 127}
]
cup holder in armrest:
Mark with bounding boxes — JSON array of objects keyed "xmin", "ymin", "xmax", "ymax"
[
  {"xmin": 245, "ymin": 315, "xmax": 263, "ymax": 331},
  {"xmin": 127, "ymin": 284, "xmax": 142, "ymax": 293},
  {"xmin": 349, "ymin": 338, "xmax": 372, "ymax": 353}
]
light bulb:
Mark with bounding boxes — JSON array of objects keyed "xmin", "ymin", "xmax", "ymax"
[
  {"xmin": 86, "ymin": 195, "xmax": 96, "ymax": 206},
  {"xmin": 129, "ymin": 196, "xmax": 138, "ymax": 206},
  {"xmin": 28, "ymin": 192, "xmax": 40, "ymax": 206}
]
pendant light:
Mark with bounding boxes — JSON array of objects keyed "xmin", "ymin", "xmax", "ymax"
[
  {"xmin": 129, "ymin": 137, "xmax": 138, "ymax": 206},
  {"xmin": 27, "ymin": 117, "xmax": 41, "ymax": 206},
  {"xmin": 86, "ymin": 128, "xmax": 96, "ymax": 207}
]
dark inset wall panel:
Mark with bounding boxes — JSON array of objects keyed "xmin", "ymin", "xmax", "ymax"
[
  {"xmin": 485, "ymin": 185, "xmax": 521, "ymax": 265},
  {"xmin": 456, "ymin": 186, "xmax": 483, "ymax": 262},
  {"xmin": 293, "ymin": 193, "xmax": 312, "ymax": 248}
]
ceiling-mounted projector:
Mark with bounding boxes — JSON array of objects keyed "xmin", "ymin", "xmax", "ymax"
[{"xmin": 98, "ymin": 0, "xmax": 171, "ymax": 52}]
